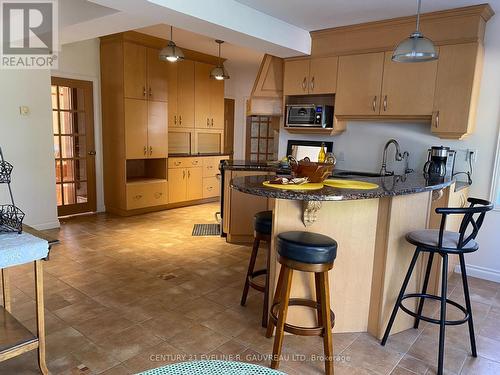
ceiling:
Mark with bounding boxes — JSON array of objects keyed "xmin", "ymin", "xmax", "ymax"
[
  {"xmin": 136, "ymin": 24, "xmax": 264, "ymax": 66},
  {"xmin": 234, "ymin": 0, "xmax": 497, "ymax": 31}
]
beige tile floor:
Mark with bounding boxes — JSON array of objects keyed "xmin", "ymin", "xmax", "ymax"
[{"xmin": 1, "ymin": 202, "xmax": 499, "ymax": 375}]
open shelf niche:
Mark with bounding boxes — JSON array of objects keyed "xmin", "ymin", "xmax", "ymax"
[{"xmin": 126, "ymin": 158, "xmax": 167, "ymax": 184}]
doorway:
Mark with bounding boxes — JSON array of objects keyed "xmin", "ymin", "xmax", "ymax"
[{"xmin": 51, "ymin": 77, "xmax": 97, "ymax": 216}]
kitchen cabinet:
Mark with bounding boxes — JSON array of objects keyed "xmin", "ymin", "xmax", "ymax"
[
  {"xmin": 124, "ymin": 99, "xmax": 167, "ymax": 159},
  {"xmin": 195, "ymin": 62, "xmax": 225, "ymax": 129},
  {"xmin": 335, "ymin": 52, "xmax": 385, "ymax": 116},
  {"xmin": 380, "ymin": 51, "xmax": 437, "ymax": 116},
  {"xmin": 126, "ymin": 181, "xmax": 168, "ymax": 210},
  {"xmin": 432, "ymin": 43, "xmax": 483, "ymax": 139},
  {"xmin": 186, "ymin": 167, "xmax": 203, "ymax": 200},
  {"xmin": 168, "ymin": 168, "xmax": 187, "ymax": 203},
  {"xmin": 123, "ymin": 43, "xmax": 168, "ymax": 102},
  {"xmin": 283, "ymin": 57, "xmax": 338, "ymax": 96},
  {"xmin": 168, "ymin": 60, "xmax": 195, "ymax": 128}
]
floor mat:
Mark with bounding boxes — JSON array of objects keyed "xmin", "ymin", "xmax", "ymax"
[{"xmin": 192, "ymin": 223, "xmax": 221, "ymax": 236}]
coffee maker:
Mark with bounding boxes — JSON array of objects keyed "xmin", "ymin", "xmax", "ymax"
[{"xmin": 423, "ymin": 146, "xmax": 452, "ymax": 180}]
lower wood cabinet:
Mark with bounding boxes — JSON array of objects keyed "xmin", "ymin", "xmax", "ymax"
[
  {"xmin": 168, "ymin": 168, "xmax": 187, "ymax": 203},
  {"xmin": 126, "ymin": 181, "xmax": 168, "ymax": 210},
  {"xmin": 186, "ymin": 167, "xmax": 203, "ymax": 201},
  {"xmin": 203, "ymin": 176, "xmax": 219, "ymax": 198}
]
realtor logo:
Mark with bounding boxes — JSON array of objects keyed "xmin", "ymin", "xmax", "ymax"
[{"xmin": 1, "ymin": 0, "xmax": 58, "ymax": 69}]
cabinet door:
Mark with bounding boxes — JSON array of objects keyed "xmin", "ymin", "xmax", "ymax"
[
  {"xmin": 210, "ymin": 77, "xmax": 224, "ymax": 129},
  {"xmin": 167, "ymin": 63, "xmax": 179, "ymax": 127},
  {"xmin": 335, "ymin": 53, "xmax": 384, "ymax": 116},
  {"xmin": 432, "ymin": 43, "xmax": 482, "ymax": 139},
  {"xmin": 309, "ymin": 57, "xmax": 338, "ymax": 94},
  {"xmin": 147, "ymin": 48, "xmax": 168, "ymax": 102},
  {"xmin": 194, "ymin": 62, "xmax": 212, "ymax": 129},
  {"xmin": 283, "ymin": 59, "xmax": 310, "ymax": 95},
  {"xmin": 186, "ymin": 167, "xmax": 203, "ymax": 200},
  {"xmin": 381, "ymin": 51, "xmax": 437, "ymax": 116},
  {"xmin": 147, "ymin": 101, "xmax": 168, "ymax": 158},
  {"xmin": 168, "ymin": 168, "xmax": 187, "ymax": 203},
  {"xmin": 203, "ymin": 177, "xmax": 219, "ymax": 198},
  {"xmin": 124, "ymin": 99, "xmax": 148, "ymax": 159},
  {"xmin": 123, "ymin": 42, "xmax": 147, "ymax": 100},
  {"xmin": 177, "ymin": 60, "xmax": 195, "ymax": 128}
]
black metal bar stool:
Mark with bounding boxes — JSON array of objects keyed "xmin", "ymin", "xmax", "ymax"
[
  {"xmin": 266, "ymin": 231, "xmax": 337, "ymax": 375},
  {"xmin": 381, "ymin": 198, "xmax": 493, "ymax": 375},
  {"xmin": 241, "ymin": 210, "xmax": 273, "ymax": 327}
]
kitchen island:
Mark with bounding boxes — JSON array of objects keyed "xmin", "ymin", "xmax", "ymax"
[{"xmin": 231, "ymin": 173, "xmax": 455, "ymax": 338}]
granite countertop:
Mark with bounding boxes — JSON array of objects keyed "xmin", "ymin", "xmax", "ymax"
[
  {"xmin": 220, "ymin": 160, "xmax": 285, "ymax": 172},
  {"xmin": 230, "ymin": 173, "xmax": 454, "ymax": 201}
]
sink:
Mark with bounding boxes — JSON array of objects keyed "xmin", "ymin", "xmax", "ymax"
[{"xmin": 333, "ymin": 171, "xmax": 384, "ymax": 178}]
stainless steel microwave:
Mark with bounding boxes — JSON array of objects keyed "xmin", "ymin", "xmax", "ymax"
[{"xmin": 285, "ymin": 104, "xmax": 334, "ymax": 128}]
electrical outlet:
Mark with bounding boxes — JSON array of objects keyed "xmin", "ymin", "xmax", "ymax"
[
  {"xmin": 19, "ymin": 106, "xmax": 30, "ymax": 116},
  {"xmin": 466, "ymin": 149, "xmax": 478, "ymax": 163}
]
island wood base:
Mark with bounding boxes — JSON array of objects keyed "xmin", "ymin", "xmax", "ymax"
[{"xmin": 268, "ymin": 191, "xmax": 433, "ymax": 338}]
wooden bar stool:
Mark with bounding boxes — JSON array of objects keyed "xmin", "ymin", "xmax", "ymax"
[
  {"xmin": 381, "ymin": 198, "xmax": 493, "ymax": 375},
  {"xmin": 266, "ymin": 231, "xmax": 337, "ymax": 375},
  {"xmin": 241, "ymin": 210, "xmax": 272, "ymax": 327}
]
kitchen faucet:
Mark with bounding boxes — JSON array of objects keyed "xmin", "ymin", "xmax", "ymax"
[{"xmin": 380, "ymin": 139, "xmax": 405, "ymax": 176}]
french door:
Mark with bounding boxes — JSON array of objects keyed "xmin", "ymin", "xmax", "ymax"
[{"xmin": 51, "ymin": 77, "xmax": 97, "ymax": 216}]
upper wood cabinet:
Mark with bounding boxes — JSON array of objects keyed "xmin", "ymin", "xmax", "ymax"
[
  {"xmin": 195, "ymin": 62, "xmax": 225, "ymax": 129},
  {"xmin": 168, "ymin": 60, "xmax": 195, "ymax": 128},
  {"xmin": 124, "ymin": 99, "xmax": 167, "ymax": 159},
  {"xmin": 380, "ymin": 51, "xmax": 438, "ymax": 116},
  {"xmin": 123, "ymin": 43, "xmax": 168, "ymax": 101},
  {"xmin": 284, "ymin": 57, "xmax": 338, "ymax": 95},
  {"xmin": 432, "ymin": 43, "xmax": 483, "ymax": 139},
  {"xmin": 335, "ymin": 53, "xmax": 384, "ymax": 116}
]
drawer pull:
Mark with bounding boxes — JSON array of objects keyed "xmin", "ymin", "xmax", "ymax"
[
  {"xmin": 192, "ymin": 161, "xmax": 199, "ymax": 165},
  {"xmin": 174, "ymin": 161, "xmax": 181, "ymax": 166},
  {"xmin": 207, "ymin": 186, "xmax": 214, "ymax": 191},
  {"xmin": 154, "ymin": 192, "xmax": 163, "ymax": 199},
  {"xmin": 372, "ymin": 96, "xmax": 377, "ymax": 112},
  {"xmin": 144, "ymin": 146, "xmax": 147, "ymax": 156},
  {"xmin": 134, "ymin": 194, "xmax": 143, "ymax": 200}
]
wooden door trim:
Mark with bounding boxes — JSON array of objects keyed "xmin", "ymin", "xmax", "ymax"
[{"xmin": 51, "ymin": 76, "xmax": 97, "ymax": 216}]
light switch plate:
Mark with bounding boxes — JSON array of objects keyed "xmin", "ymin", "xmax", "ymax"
[{"xmin": 19, "ymin": 106, "xmax": 30, "ymax": 116}]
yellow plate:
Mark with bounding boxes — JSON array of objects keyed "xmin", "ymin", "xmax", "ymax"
[
  {"xmin": 323, "ymin": 179, "xmax": 379, "ymax": 190},
  {"xmin": 262, "ymin": 181, "xmax": 324, "ymax": 190}
]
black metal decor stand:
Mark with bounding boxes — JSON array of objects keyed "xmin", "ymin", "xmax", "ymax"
[{"xmin": 0, "ymin": 147, "xmax": 25, "ymax": 233}]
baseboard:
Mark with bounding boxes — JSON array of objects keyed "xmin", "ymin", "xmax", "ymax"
[
  {"xmin": 30, "ymin": 220, "xmax": 61, "ymax": 230},
  {"xmin": 454, "ymin": 264, "xmax": 500, "ymax": 283}
]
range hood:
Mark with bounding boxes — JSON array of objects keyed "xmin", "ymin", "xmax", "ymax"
[{"xmin": 246, "ymin": 54, "xmax": 283, "ymax": 116}]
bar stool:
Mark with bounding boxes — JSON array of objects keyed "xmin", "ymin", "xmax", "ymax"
[
  {"xmin": 266, "ymin": 231, "xmax": 337, "ymax": 375},
  {"xmin": 241, "ymin": 210, "xmax": 272, "ymax": 327},
  {"xmin": 381, "ymin": 198, "xmax": 493, "ymax": 375}
]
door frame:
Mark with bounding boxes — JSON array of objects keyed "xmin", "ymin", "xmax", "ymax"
[
  {"xmin": 224, "ymin": 98, "xmax": 235, "ymax": 158},
  {"xmin": 51, "ymin": 76, "xmax": 97, "ymax": 216}
]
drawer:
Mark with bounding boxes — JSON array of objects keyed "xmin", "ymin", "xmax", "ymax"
[
  {"xmin": 126, "ymin": 182, "xmax": 168, "ymax": 210},
  {"xmin": 203, "ymin": 176, "xmax": 220, "ymax": 198},
  {"xmin": 202, "ymin": 157, "xmax": 221, "ymax": 178},
  {"xmin": 168, "ymin": 157, "xmax": 202, "ymax": 169}
]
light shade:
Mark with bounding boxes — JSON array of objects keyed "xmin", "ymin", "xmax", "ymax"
[
  {"xmin": 392, "ymin": 33, "xmax": 438, "ymax": 63},
  {"xmin": 210, "ymin": 65, "xmax": 230, "ymax": 80},
  {"xmin": 159, "ymin": 41, "xmax": 184, "ymax": 62}
]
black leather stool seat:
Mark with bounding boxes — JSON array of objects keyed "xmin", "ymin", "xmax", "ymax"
[
  {"xmin": 254, "ymin": 211, "xmax": 272, "ymax": 235},
  {"xmin": 277, "ymin": 231, "xmax": 337, "ymax": 264}
]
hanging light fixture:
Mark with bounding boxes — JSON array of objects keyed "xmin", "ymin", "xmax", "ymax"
[
  {"xmin": 392, "ymin": 0, "xmax": 438, "ymax": 63},
  {"xmin": 159, "ymin": 26, "xmax": 184, "ymax": 62},
  {"xmin": 210, "ymin": 40, "xmax": 230, "ymax": 80}
]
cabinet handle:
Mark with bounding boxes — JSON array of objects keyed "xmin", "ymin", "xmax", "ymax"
[
  {"xmin": 154, "ymin": 192, "xmax": 163, "ymax": 199},
  {"xmin": 183, "ymin": 170, "xmax": 186, "ymax": 179},
  {"xmin": 310, "ymin": 76, "xmax": 315, "ymax": 91},
  {"xmin": 435, "ymin": 111, "xmax": 440, "ymax": 128},
  {"xmin": 149, "ymin": 146, "xmax": 153, "ymax": 156},
  {"xmin": 302, "ymin": 77, "xmax": 307, "ymax": 91},
  {"xmin": 188, "ymin": 170, "xmax": 191, "ymax": 178},
  {"xmin": 174, "ymin": 161, "xmax": 181, "ymax": 166},
  {"xmin": 207, "ymin": 118, "xmax": 210, "ymax": 127},
  {"xmin": 383, "ymin": 95, "xmax": 387, "ymax": 112},
  {"xmin": 134, "ymin": 194, "xmax": 142, "ymax": 200},
  {"xmin": 144, "ymin": 146, "xmax": 147, "ymax": 156},
  {"xmin": 143, "ymin": 87, "xmax": 146, "ymax": 97},
  {"xmin": 207, "ymin": 186, "xmax": 213, "ymax": 191},
  {"xmin": 179, "ymin": 115, "xmax": 182, "ymax": 125},
  {"xmin": 372, "ymin": 96, "xmax": 377, "ymax": 112},
  {"xmin": 192, "ymin": 160, "xmax": 199, "ymax": 165},
  {"xmin": 174, "ymin": 115, "xmax": 177, "ymax": 125},
  {"xmin": 149, "ymin": 87, "xmax": 152, "ymax": 97},
  {"xmin": 211, "ymin": 118, "xmax": 214, "ymax": 127}
]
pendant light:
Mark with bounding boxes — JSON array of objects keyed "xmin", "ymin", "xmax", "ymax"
[
  {"xmin": 159, "ymin": 26, "xmax": 184, "ymax": 62},
  {"xmin": 210, "ymin": 40, "xmax": 230, "ymax": 80},
  {"xmin": 392, "ymin": 0, "xmax": 438, "ymax": 63}
]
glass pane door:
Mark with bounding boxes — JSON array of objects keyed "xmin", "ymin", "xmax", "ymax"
[{"xmin": 51, "ymin": 78, "xmax": 96, "ymax": 216}]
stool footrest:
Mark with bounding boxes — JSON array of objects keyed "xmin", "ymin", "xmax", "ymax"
[
  {"xmin": 270, "ymin": 298, "xmax": 335, "ymax": 337},
  {"xmin": 400, "ymin": 293, "xmax": 470, "ymax": 326},
  {"xmin": 248, "ymin": 269, "xmax": 267, "ymax": 293}
]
